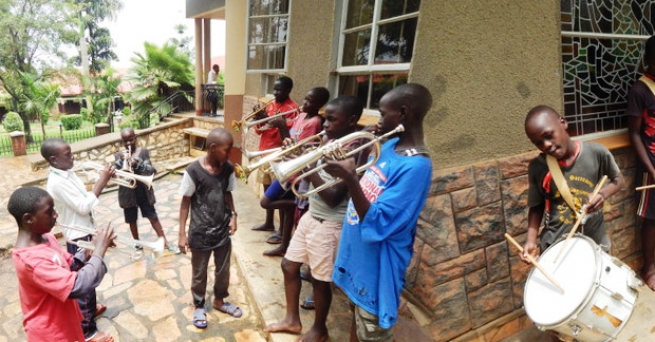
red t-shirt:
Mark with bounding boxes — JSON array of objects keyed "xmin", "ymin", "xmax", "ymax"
[
  {"xmin": 290, "ymin": 112, "xmax": 323, "ymax": 141},
  {"xmin": 12, "ymin": 233, "xmax": 84, "ymax": 342},
  {"xmin": 255, "ymin": 98, "xmax": 299, "ymax": 150}
]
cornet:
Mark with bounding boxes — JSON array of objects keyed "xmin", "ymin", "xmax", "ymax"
[
  {"xmin": 232, "ymin": 107, "xmax": 300, "ymax": 133},
  {"xmin": 77, "ymin": 161, "xmax": 154, "ymax": 189},
  {"xmin": 234, "ymin": 131, "xmax": 326, "ymax": 182},
  {"xmin": 270, "ymin": 125, "xmax": 405, "ymax": 199},
  {"xmin": 231, "ymin": 98, "xmax": 276, "ymax": 132},
  {"xmin": 56, "ymin": 223, "xmax": 165, "ymax": 257},
  {"xmin": 121, "ymin": 149, "xmax": 133, "ymax": 172}
]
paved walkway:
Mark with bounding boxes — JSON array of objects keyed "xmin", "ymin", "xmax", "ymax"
[{"xmin": 0, "ymin": 155, "xmax": 352, "ymax": 342}]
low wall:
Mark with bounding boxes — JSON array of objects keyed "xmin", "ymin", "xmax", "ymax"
[
  {"xmin": 402, "ymin": 147, "xmax": 638, "ymax": 341},
  {"xmin": 29, "ymin": 118, "xmax": 193, "ymax": 172}
]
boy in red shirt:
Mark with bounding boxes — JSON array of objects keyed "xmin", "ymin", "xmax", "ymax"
[
  {"xmin": 252, "ymin": 76, "xmax": 299, "ymax": 232},
  {"xmin": 9, "ymin": 187, "xmax": 115, "ymax": 342}
]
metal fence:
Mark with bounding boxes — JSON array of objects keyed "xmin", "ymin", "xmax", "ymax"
[{"xmin": 0, "ymin": 128, "xmax": 96, "ymax": 156}]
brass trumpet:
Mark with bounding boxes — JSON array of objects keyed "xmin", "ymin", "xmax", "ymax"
[
  {"xmin": 56, "ymin": 223, "xmax": 165, "ymax": 257},
  {"xmin": 232, "ymin": 107, "xmax": 300, "ymax": 133},
  {"xmin": 231, "ymin": 98, "xmax": 276, "ymax": 132},
  {"xmin": 234, "ymin": 131, "xmax": 326, "ymax": 182},
  {"xmin": 270, "ymin": 125, "xmax": 405, "ymax": 199},
  {"xmin": 77, "ymin": 161, "xmax": 154, "ymax": 189},
  {"xmin": 120, "ymin": 149, "xmax": 133, "ymax": 172}
]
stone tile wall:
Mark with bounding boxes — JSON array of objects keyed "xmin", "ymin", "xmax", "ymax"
[
  {"xmin": 30, "ymin": 119, "xmax": 193, "ymax": 172},
  {"xmin": 404, "ymin": 147, "xmax": 639, "ymax": 341}
]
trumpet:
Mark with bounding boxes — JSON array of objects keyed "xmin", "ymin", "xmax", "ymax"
[
  {"xmin": 121, "ymin": 149, "xmax": 133, "ymax": 172},
  {"xmin": 56, "ymin": 223, "xmax": 165, "ymax": 257},
  {"xmin": 270, "ymin": 125, "xmax": 405, "ymax": 199},
  {"xmin": 232, "ymin": 107, "xmax": 299, "ymax": 133},
  {"xmin": 77, "ymin": 161, "xmax": 154, "ymax": 189},
  {"xmin": 231, "ymin": 98, "xmax": 276, "ymax": 132},
  {"xmin": 234, "ymin": 131, "xmax": 326, "ymax": 182}
]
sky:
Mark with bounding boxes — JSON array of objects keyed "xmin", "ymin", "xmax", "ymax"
[{"xmin": 99, "ymin": 0, "xmax": 226, "ymax": 69}]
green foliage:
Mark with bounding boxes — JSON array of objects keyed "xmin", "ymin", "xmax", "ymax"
[
  {"xmin": 121, "ymin": 106, "xmax": 131, "ymax": 116},
  {"xmin": 80, "ymin": 107, "xmax": 90, "ymax": 121},
  {"xmin": 2, "ymin": 112, "xmax": 24, "ymax": 132},
  {"xmin": 124, "ymin": 42, "xmax": 194, "ymax": 128},
  {"xmin": 0, "ymin": 0, "xmax": 80, "ymax": 138},
  {"xmin": 60, "ymin": 114, "xmax": 83, "ymax": 130},
  {"xmin": 73, "ymin": 0, "xmax": 123, "ymax": 74},
  {"xmin": 118, "ymin": 117, "xmax": 138, "ymax": 129}
]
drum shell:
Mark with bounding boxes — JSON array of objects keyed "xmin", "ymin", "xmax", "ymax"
[{"xmin": 524, "ymin": 236, "xmax": 638, "ymax": 341}]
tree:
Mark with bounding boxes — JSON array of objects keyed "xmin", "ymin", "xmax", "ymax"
[
  {"xmin": 123, "ymin": 43, "xmax": 194, "ymax": 128},
  {"xmin": 73, "ymin": 0, "xmax": 123, "ymax": 75},
  {"xmin": 18, "ymin": 72, "xmax": 61, "ymax": 137},
  {"xmin": 0, "ymin": 0, "xmax": 79, "ymax": 140},
  {"xmin": 168, "ymin": 24, "xmax": 194, "ymax": 61},
  {"xmin": 92, "ymin": 66, "xmax": 121, "ymax": 131}
]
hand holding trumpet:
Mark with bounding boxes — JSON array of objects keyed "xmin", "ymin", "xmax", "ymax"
[{"xmin": 92, "ymin": 223, "xmax": 117, "ymax": 258}]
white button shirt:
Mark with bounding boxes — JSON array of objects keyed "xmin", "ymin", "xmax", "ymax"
[{"xmin": 46, "ymin": 167, "xmax": 99, "ymax": 241}]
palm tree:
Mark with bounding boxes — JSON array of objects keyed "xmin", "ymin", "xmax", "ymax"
[
  {"xmin": 92, "ymin": 66, "xmax": 121, "ymax": 131},
  {"xmin": 123, "ymin": 43, "xmax": 194, "ymax": 128},
  {"xmin": 18, "ymin": 72, "xmax": 61, "ymax": 137}
]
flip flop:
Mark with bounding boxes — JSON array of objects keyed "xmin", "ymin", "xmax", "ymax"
[
  {"xmin": 300, "ymin": 298, "xmax": 315, "ymax": 310},
  {"xmin": 214, "ymin": 302, "xmax": 243, "ymax": 318},
  {"xmin": 193, "ymin": 308, "xmax": 208, "ymax": 329},
  {"xmin": 266, "ymin": 234, "xmax": 282, "ymax": 245},
  {"xmin": 94, "ymin": 303, "xmax": 107, "ymax": 318}
]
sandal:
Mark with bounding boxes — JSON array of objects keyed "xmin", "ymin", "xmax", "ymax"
[
  {"xmin": 94, "ymin": 303, "xmax": 107, "ymax": 318},
  {"xmin": 300, "ymin": 298, "xmax": 315, "ymax": 310},
  {"xmin": 266, "ymin": 234, "xmax": 282, "ymax": 245},
  {"xmin": 193, "ymin": 308, "xmax": 208, "ymax": 329},
  {"xmin": 214, "ymin": 302, "xmax": 243, "ymax": 318}
]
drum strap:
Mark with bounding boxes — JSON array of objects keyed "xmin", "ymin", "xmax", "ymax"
[
  {"xmin": 546, "ymin": 155, "xmax": 580, "ymax": 220},
  {"xmin": 639, "ymin": 75, "xmax": 655, "ymax": 95}
]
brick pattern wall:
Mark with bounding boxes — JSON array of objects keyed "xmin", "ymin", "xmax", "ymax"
[{"xmin": 404, "ymin": 147, "xmax": 639, "ymax": 341}]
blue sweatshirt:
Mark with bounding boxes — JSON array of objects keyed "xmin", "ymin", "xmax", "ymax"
[{"xmin": 332, "ymin": 137, "xmax": 432, "ymax": 329}]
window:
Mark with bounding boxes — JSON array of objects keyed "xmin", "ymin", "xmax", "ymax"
[
  {"xmin": 561, "ymin": 1, "xmax": 655, "ymax": 137},
  {"xmin": 337, "ymin": 0, "xmax": 420, "ymax": 109},
  {"xmin": 247, "ymin": 0, "xmax": 290, "ymax": 72}
]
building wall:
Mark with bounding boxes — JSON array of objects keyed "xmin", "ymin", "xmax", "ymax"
[
  {"xmin": 411, "ymin": 0, "xmax": 563, "ymax": 169},
  {"xmin": 286, "ymin": 0, "xmax": 337, "ymax": 99},
  {"xmin": 238, "ymin": 1, "xmax": 641, "ymax": 340}
]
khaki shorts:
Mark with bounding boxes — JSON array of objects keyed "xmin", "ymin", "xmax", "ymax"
[
  {"xmin": 257, "ymin": 168, "xmax": 275, "ymax": 185},
  {"xmin": 354, "ymin": 304, "xmax": 394, "ymax": 342},
  {"xmin": 284, "ymin": 214, "xmax": 341, "ymax": 282}
]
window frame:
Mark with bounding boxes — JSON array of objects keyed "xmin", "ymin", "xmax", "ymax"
[
  {"xmin": 246, "ymin": 0, "xmax": 292, "ymax": 74},
  {"xmin": 335, "ymin": 0, "xmax": 419, "ymax": 111}
]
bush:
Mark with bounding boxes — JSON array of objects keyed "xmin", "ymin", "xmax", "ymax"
[
  {"xmin": 118, "ymin": 117, "xmax": 138, "ymax": 130},
  {"xmin": 122, "ymin": 107, "xmax": 131, "ymax": 116},
  {"xmin": 79, "ymin": 108, "xmax": 90, "ymax": 122},
  {"xmin": 2, "ymin": 112, "xmax": 24, "ymax": 132},
  {"xmin": 60, "ymin": 114, "xmax": 83, "ymax": 130}
]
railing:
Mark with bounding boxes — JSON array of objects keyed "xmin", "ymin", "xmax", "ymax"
[
  {"xmin": 141, "ymin": 90, "xmax": 195, "ymax": 128},
  {"xmin": 0, "ymin": 128, "xmax": 96, "ymax": 156}
]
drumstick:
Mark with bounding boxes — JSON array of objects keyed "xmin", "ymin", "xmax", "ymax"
[
  {"xmin": 552, "ymin": 175, "xmax": 608, "ymax": 263},
  {"xmin": 636, "ymin": 183, "xmax": 655, "ymax": 191},
  {"xmin": 504, "ymin": 233, "xmax": 564, "ymax": 293}
]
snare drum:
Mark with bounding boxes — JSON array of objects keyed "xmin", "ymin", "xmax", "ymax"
[{"xmin": 524, "ymin": 235, "xmax": 641, "ymax": 341}]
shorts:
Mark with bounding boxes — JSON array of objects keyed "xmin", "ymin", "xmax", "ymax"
[
  {"xmin": 257, "ymin": 168, "xmax": 275, "ymax": 185},
  {"xmin": 636, "ymin": 166, "xmax": 655, "ymax": 220},
  {"xmin": 264, "ymin": 179, "xmax": 295, "ymax": 201},
  {"xmin": 353, "ymin": 304, "xmax": 394, "ymax": 342},
  {"xmin": 124, "ymin": 201, "xmax": 158, "ymax": 223},
  {"xmin": 284, "ymin": 214, "xmax": 342, "ymax": 282}
]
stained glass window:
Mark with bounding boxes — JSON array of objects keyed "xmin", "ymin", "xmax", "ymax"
[{"xmin": 561, "ymin": 0, "xmax": 655, "ymax": 136}]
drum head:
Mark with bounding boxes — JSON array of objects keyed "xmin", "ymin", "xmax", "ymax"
[{"xmin": 524, "ymin": 236, "xmax": 599, "ymax": 327}]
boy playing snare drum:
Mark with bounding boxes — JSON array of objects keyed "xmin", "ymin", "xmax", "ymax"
[{"xmin": 520, "ymin": 105, "xmax": 624, "ymax": 263}]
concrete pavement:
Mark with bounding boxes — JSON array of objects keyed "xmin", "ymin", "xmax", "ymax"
[{"xmin": 0, "ymin": 155, "xmax": 353, "ymax": 342}]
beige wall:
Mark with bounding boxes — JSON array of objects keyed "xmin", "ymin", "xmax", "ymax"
[
  {"xmin": 286, "ymin": 0, "xmax": 336, "ymax": 100},
  {"xmin": 411, "ymin": 0, "xmax": 562, "ymax": 168}
]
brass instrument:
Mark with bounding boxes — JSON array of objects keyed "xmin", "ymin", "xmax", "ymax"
[
  {"xmin": 77, "ymin": 161, "xmax": 154, "ymax": 189},
  {"xmin": 234, "ymin": 131, "xmax": 326, "ymax": 182},
  {"xmin": 121, "ymin": 149, "xmax": 133, "ymax": 172},
  {"xmin": 56, "ymin": 223, "xmax": 165, "ymax": 257},
  {"xmin": 231, "ymin": 98, "xmax": 276, "ymax": 132},
  {"xmin": 270, "ymin": 124, "xmax": 405, "ymax": 199},
  {"xmin": 232, "ymin": 107, "xmax": 300, "ymax": 133}
]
